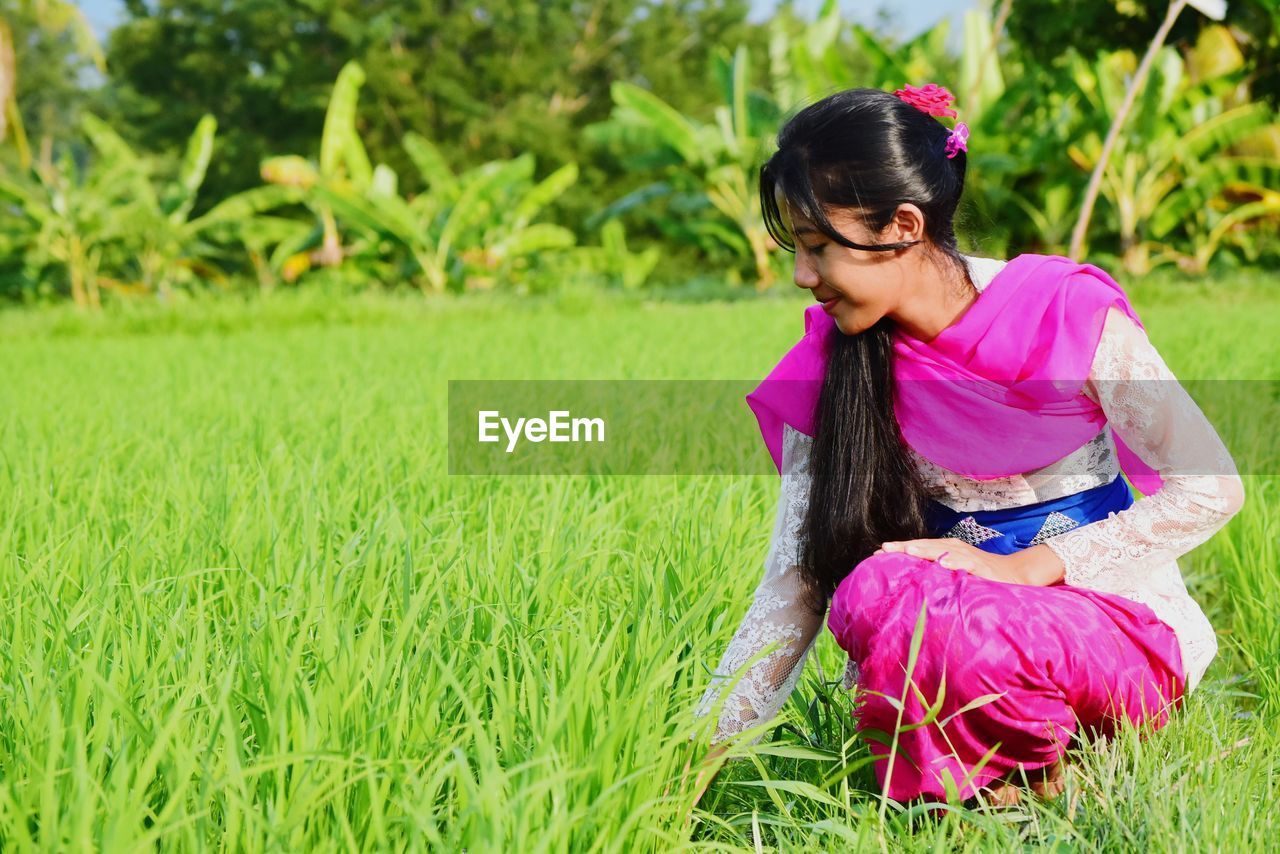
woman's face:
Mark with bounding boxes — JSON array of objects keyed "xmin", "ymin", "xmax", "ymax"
[{"xmin": 786, "ymin": 204, "xmax": 922, "ymax": 336}]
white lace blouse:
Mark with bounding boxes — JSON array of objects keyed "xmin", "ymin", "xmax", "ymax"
[{"xmin": 694, "ymin": 254, "xmax": 1246, "ymax": 745}]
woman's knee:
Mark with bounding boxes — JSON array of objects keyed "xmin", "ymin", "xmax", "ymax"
[
  {"xmin": 834, "ymin": 552, "xmax": 925, "ymax": 604},
  {"xmin": 830, "ymin": 553, "xmax": 934, "ymax": 651}
]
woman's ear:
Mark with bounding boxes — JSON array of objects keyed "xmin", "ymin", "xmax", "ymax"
[{"xmin": 890, "ymin": 204, "xmax": 927, "ymax": 244}]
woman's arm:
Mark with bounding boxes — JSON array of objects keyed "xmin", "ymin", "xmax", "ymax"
[
  {"xmin": 1042, "ymin": 306, "xmax": 1246, "ymax": 583},
  {"xmin": 692, "ymin": 425, "xmax": 827, "ymax": 746}
]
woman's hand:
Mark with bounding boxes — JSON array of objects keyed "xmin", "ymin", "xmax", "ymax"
[
  {"xmin": 689, "ymin": 743, "xmax": 727, "ymax": 807},
  {"xmin": 665, "ymin": 742, "xmax": 728, "ymax": 828},
  {"xmin": 875, "ymin": 538, "xmax": 1065, "ymax": 586}
]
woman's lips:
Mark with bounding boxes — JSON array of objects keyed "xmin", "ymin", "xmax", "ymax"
[{"xmin": 820, "ymin": 296, "xmax": 840, "ymax": 313}]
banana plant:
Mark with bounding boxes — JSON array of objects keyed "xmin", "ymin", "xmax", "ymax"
[
  {"xmin": 590, "ymin": 220, "xmax": 660, "ymax": 290},
  {"xmin": 587, "ymin": 44, "xmax": 785, "ymax": 288},
  {"xmin": 0, "ymin": 104, "xmax": 156, "ymax": 305},
  {"xmin": 258, "ymin": 60, "xmax": 395, "ymax": 281},
  {"xmin": 1065, "ymin": 30, "xmax": 1280, "ymax": 274},
  {"xmin": 542, "ymin": 220, "xmax": 660, "ymax": 292},
  {"xmin": 844, "ymin": 16, "xmax": 953, "ymax": 92},
  {"xmin": 791, "ymin": 1, "xmax": 1005, "ymax": 119},
  {"xmin": 1068, "ymin": 0, "xmax": 1231, "ymax": 260},
  {"xmin": 0, "ymin": 113, "xmax": 303, "ymax": 304},
  {"xmin": 589, "ymin": 2, "xmax": 1010, "ymax": 289},
  {"xmin": 0, "ymin": 155, "xmax": 111, "ymax": 306},
  {"xmin": 82, "ymin": 113, "xmax": 308, "ymax": 297},
  {"xmin": 766, "ymin": 0, "xmax": 850, "ymax": 111},
  {"xmin": 313, "ymin": 132, "xmax": 579, "ymax": 293}
]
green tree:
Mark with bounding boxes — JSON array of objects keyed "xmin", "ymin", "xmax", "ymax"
[{"xmin": 100, "ymin": 0, "xmax": 766, "ymax": 233}]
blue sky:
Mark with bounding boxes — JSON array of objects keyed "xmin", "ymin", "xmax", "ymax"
[
  {"xmin": 79, "ymin": 0, "xmax": 976, "ymax": 42},
  {"xmin": 748, "ymin": 0, "xmax": 974, "ymax": 43},
  {"xmin": 77, "ymin": 0, "xmax": 122, "ymax": 36}
]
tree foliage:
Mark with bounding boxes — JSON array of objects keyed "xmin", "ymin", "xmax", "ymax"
[
  {"xmin": 102, "ymin": 0, "xmax": 766, "ymax": 226},
  {"xmin": 1006, "ymin": 0, "xmax": 1280, "ymax": 105}
]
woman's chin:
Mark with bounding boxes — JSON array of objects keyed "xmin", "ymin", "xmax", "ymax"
[{"xmin": 832, "ymin": 311, "xmax": 869, "ymax": 336}]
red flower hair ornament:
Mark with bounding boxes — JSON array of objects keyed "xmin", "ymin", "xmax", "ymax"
[{"xmin": 892, "ymin": 83, "xmax": 969, "ymax": 159}]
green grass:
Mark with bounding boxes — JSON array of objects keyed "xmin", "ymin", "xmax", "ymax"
[{"xmin": 0, "ymin": 272, "xmax": 1275, "ymax": 849}]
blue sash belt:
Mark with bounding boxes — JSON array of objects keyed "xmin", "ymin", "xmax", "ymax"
[{"xmin": 924, "ymin": 475, "xmax": 1134, "ymax": 555}]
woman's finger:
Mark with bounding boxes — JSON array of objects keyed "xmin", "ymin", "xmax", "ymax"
[
  {"xmin": 881, "ymin": 539, "xmax": 973, "ymax": 565},
  {"xmin": 902, "ymin": 541, "xmax": 950, "ymax": 560}
]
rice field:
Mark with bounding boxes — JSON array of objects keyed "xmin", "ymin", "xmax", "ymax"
[{"xmin": 0, "ymin": 272, "xmax": 1276, "ymax": 850}]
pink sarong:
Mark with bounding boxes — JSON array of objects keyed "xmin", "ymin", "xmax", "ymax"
[{"xmin": 827, "ymin": 552, "xmax": 1185, "ymax": 802}]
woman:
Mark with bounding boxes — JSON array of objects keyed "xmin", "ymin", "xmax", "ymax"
[{"xmin": 692, "ymin": 84, "xmax": 1245, "ymax": 805}]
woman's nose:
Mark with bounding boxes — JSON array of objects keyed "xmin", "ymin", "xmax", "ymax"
[{"xmin": 793, "ymin": 254, "xmax": 819, "ymax": 290}]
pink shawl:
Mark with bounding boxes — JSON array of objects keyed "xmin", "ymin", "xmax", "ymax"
[{"xmin": 745, "ymin": 253, "xmax": 1164, "ymax": 495}]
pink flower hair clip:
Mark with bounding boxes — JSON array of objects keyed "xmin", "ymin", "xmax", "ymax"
[
  {"xmin": 944, "ymin": 122, "xmax": 969, "ymax": 158},
  {"xmin": 893, "ymin": 83, "xmax": 969, "ymax": 159}
]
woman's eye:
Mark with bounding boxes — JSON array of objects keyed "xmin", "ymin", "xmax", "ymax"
[{"xmin": 804, "ymin": 244, "xmax": 825, "ymax": 256}]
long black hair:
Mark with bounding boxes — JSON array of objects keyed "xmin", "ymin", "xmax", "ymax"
[{"xmin": 758, "ymin": 87, "xmax": 972, "ymax": 615}]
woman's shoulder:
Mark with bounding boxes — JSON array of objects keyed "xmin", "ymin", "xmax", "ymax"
[
  {"xmin": 960, "ymin": 253, "xmax": 1009, "ymax": 293},
  {"xmin": 973, "ymin": 252, "xmax": 1135, "ymax": 310}
]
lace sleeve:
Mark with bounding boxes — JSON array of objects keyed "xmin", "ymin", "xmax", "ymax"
[
  {"xmin": 692, "ymin": 425, "xmax": 828, "ymax": 745},
  {"xmin": 1043, "ymin": 307, "xmax": 1246, "ymax": 585}
]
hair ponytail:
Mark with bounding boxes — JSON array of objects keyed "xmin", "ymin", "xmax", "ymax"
[
  {"xmin": 758, "ymin": 87, "xmax": 971, "ymax": 614},
  {"xmin": 799, "ymin": 322, "xmax": 930, "ymax": 613}
]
